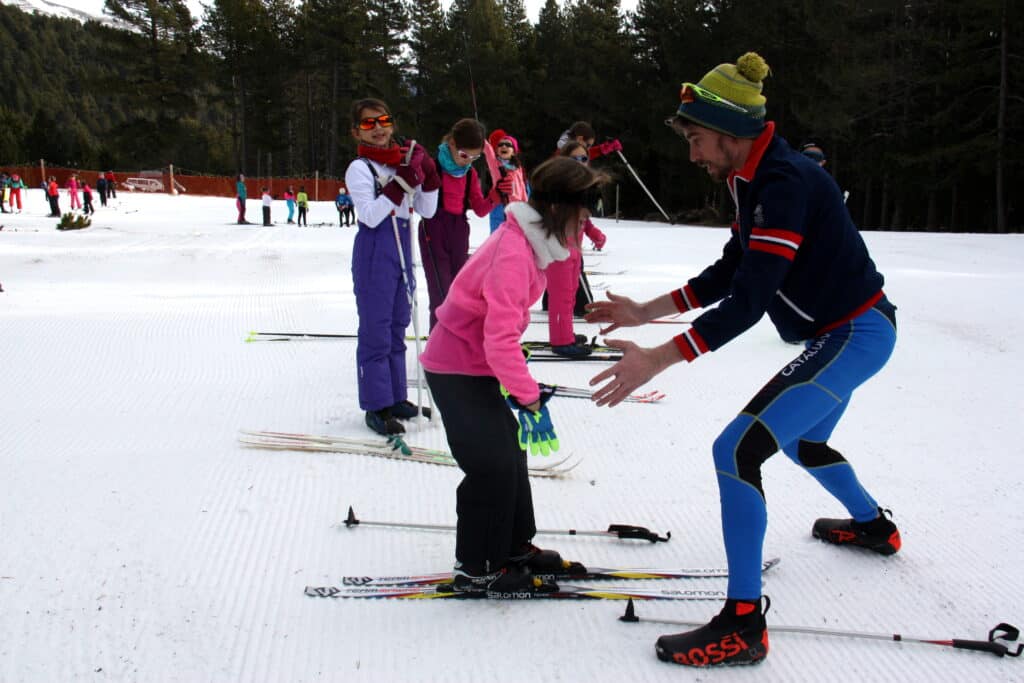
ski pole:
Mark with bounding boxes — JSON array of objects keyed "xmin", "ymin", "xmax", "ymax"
[
  {"xmin": 342, "ymin": 506, "xmax": 670, "ymax": 542},
  {"xmin": 615, "ymin": 149, "xmax": 672, "ymax": 223},
  {"xmin": 620, "ymin": 600, "xmax": 1023, "ymax": 658},
  {"xmin": 391, "ymin": 140, "xmax": 432, "ymax": 422}
]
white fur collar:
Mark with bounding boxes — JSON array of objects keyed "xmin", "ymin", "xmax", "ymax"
[{"xmin": 506, "ymin": 202, "xmax": 570, "ymax": 269}]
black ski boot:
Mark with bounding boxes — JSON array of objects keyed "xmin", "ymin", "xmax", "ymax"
[
  {"xmin": 390, "ymin": 400, "xmax": 432, "ymax": 420},
  {"xmin": 446, "ymin": 563, "xmax": 558, "ymax": 599},
  {"xmin": 510, "ymin": 543, "xmax": 587, "ymax": 579},
  {"xmin": 551, "ymin": 341, "xmax": 592, "ymax": 359},
  {"xmin": 812, "ymin": 507, "xmax": 901, "ymax": 555},
  {"xmin": 656, "ymin": 597, "xmax": 770, "ymax": 667},
  {"xmin": 365, "ymin": 409, "xmax": 404, "ymax": 436}
]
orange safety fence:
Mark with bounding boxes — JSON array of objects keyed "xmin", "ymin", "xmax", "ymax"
[{"xmin": 1, "ymin": 163, "xmax": 346, "ymax": 201}]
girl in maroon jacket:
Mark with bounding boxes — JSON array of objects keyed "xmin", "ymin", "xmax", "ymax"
[{"xmin": 417, "ymin": 118, "xmax": 497, "ymax": 330}]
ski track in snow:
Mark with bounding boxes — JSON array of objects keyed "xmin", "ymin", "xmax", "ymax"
[{"xmin": 0, "ymin": 189, "xmax": 1022, "ymax": 681}]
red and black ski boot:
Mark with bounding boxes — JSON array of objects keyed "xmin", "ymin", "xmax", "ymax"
[
  {"xmin": 656, "ymin": 597, "xmax": 770, "ymax": 667},
  {"xmin": 812, "ymin": 507, "xmax": 901, "ymax": 555}
]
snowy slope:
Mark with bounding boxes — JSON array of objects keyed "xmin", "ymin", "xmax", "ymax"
[
  {"xmin": 0, "ymin": 189, "xmax": 1022, "ymax": 681},
  {"xmin": 1, "ymin": 0, "xmax": 205, "ymax": 25}
]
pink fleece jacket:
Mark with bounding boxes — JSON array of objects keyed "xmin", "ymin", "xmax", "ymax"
[{"xmin": 420, "ymin": 203, "xmax": 569, "ymax": 405}]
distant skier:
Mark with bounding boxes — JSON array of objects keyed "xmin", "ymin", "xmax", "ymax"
[
  {"xmin": 296, "ymin": 186, "xmax": 309, "ymax": 226},
  {"xmin": 46, "ymin": 176, "xmax": 60, "ymax": 217},
  {"xmin": 283, "ymin": 185, "xmax": 296, "ymax": 224},
  {"xmin": 8, "ymin": 173, "xmax": 24, "ymax": 213},
  {"xmin": 587, "ymin": 52, "xmax": 900, "ymax": 667},
  {"xmin": 420, "ymin": 156, "xmax": 607, "ymax": 597},
  {"xmin": 96, "ymin": 172, "xmax": 108, "ymax": 207},
  {"xmin": 261, "ymin": 187, "xmax": 272, "ymax": 226},
  {"xmin": 82, "ymin": 181, "xmax": 95, "ymax": 215},
  {"xmin": 335, "ymin": 186, "xmax": 354, "ymax": 226},
  {"xmin": 344, "ymin": 97, "xmax": 439, "ymax": 435},
  {"xmin": 235, "ymin": 174, "xmax": 248, "ymax": 224}
]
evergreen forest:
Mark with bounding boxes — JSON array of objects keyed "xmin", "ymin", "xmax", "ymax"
[{"xmin": 0, "ymin": 0, "xmax": 1021, "ymax": 231}]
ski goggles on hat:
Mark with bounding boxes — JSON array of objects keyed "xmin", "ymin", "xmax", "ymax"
[
  {"xmin": 679, "ymin": 82, "xmax": 749, "ymax": 114},
  {"xmin": 570, "ymin": 154, "xmax": 589, "ymax": 163},
  {"xmin": 357, "ymin": 114, "xmax": 394, "ymax": 130}
]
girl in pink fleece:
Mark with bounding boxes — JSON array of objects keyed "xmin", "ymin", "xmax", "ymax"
[{"xmin": 420, "ymin": 157, "xmax": 607, "ymax": 597}]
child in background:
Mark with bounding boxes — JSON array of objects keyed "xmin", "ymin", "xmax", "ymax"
[
  {"xmin": 67, "ymin": 174, "xmax": 81, "ymax": 211},
  {"xmin": 8, "ymin": 173, "xmax": 24, "ymax": 213},
  {"xmin": 344, "ymin": 97, "xmax": 440, "ymax": 435},
  {"xmin": 540, "ymin": 141, "xmax": 607, "ymax": 358},
  {"xmin": 284, "ymin": 185, "xmax": 296, "ymax": 224},
  {"xmin": 97, "ymin": 173, "xmax": 108, "ymax": 207},
  {"xmin": 418, "ymin": 118, "xmax": 496, "ymax": 330},
  {"xmin": 261, "ymin": 187, "xmax": 272, "ymax": 226},
  {"xmin": 296, "ymin": 186, "xmax": 309, "ymax": 226},
  {"xmin": 46, "ymin": 176, "xmax": 60, "ymax": 217},
  {"xmin": 235, "ymin": 174, "xmax": 248, "ymax": 224},
  {"xmin": 483, "ymin": 129, "xmax": 528, "ymax": 233},
  {"xmin": 420, "ymin": 157, "xmax": 607, "ymax": 597},
  {"xmin": 337, "ymin": 187, "xmax": 354, "ymax": 227},
  {"xmin": 82, "ymin": 182, "xmax": 94, "ymax": 215}
]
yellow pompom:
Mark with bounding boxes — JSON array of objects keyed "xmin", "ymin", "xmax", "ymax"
[{"xmin": 736, "ymin": 52, "xmax": 770, "ymax": 83}]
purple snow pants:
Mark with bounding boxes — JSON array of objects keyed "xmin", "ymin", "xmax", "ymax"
[
  {"xmin": 418, "ymin": 208, "xmax": 470, "ymax": 330},
  {"xmin": 353, "ymin": 216, "xmax": 413, "ymax": 412}
]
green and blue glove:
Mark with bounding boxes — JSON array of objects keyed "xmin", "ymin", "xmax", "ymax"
[{"xmin": 501, "ymin": 384, "xmax": 559, "ymax": 456}]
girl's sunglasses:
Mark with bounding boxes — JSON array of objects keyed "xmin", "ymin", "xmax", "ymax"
[
  {"xmin": 357, "ymin": 115, "xmax": 394, "ymax": 130},
  {"xmin": 457, "ymin": 149, "xmax": 481, "ymax": 161},
  {"xmin": 497, "ymin": 141, "xmax": 514, "ymax": 149}
]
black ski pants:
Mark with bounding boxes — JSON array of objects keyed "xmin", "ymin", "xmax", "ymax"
[{"xmin": 425, "ymin": 371, "xmax": 537, "ymax": 573}]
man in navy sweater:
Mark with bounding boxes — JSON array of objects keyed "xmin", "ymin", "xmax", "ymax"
[{"xmin": 586, "ymin": 52, "xmax": 901, "ymax": 668}]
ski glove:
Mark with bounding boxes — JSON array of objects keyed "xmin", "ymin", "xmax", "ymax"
[
  {"xmin": 501, "ymin": 384, "xmax": 559, "ymax": 456},
  {"xmin": 593, "ymin": 139, "xmax": 623, "ymax": 158},
  {"xmin": 382, "ymin": 155, "xmax": 424, "ymax": 206}
]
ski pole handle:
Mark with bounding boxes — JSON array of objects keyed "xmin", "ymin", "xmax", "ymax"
[
  {"xmin": 950, "ymin": 639, "xmax": 1019, "ymax": 657},
  {"xmin": 607, "ymin": 524, "xmax": 671, "ymax": 543}
]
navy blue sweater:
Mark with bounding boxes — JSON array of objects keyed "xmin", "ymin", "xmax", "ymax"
[{"xmin": 672, "ymin": 123, "xmax": 885, "ymax": 360}]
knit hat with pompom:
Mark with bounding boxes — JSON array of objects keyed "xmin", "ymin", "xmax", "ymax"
[{"xmin": 672, "ymin": 52, "xmax": 770, "ymax": 139}]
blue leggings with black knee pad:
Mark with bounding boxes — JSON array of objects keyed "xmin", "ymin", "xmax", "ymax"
[{"xmin": 712, "ymin": 299, "xmax": 897, "ymax": 599}]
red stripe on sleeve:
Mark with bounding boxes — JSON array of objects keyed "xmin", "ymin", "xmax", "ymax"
[
  {"xmin": 688, "ymin": 327, "xmax": 709, "ymax": 354},
  {"xmin": 672, "ymin": 334, "xmax": 697, "ymax": 362},
  {"xmin": 751, "ymin": 228, "xmax": 803, "ymax": 245},
  {"xmin": 671, "ymin": 289, "xmax": 688, "ymax": 313},
  {"xmin": 749, "ymin": 241, "xmax": 796, "ymax": 260}
]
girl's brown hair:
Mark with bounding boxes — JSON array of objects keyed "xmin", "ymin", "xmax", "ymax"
[
  {"xmin": 350, "ymin": 98, "xmax": 395, "ymax": 131},
  {"xmin": 568, "ymin": 121, "xmax": 595, "ymax": 140},
  {"xmin": 560, "ymin": 141, "xmax": 589, "ymax": 159},
  {"xmin": 528, "ymin": 157, "xmax": 607, "ymax": 247},
  {"xmin": 447, "ymin": 118, "xmax": 486, "ymax": 149}
]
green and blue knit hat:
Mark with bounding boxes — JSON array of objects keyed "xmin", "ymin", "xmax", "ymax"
[{"xmin": 671, "ymin": 52, "xmax": 770, "ymax": 139}]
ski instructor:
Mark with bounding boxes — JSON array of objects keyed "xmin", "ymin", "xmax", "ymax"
[{"xmin": 585, "ymin": 52, "xmax": 901, "ymax": 668}]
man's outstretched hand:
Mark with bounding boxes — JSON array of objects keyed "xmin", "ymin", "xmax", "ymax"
[
  {"xmin": 584, "ymin": 291, "xmax": 648, "ymax": 335},
  {"xmin": 589, "ymin": 339, "xmax": 679, "ymax": 407}
]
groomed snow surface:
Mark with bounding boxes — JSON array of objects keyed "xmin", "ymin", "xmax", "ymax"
[{"xmin": 2, "ymin": 189, "xmax": 1022, "ymax": 681}]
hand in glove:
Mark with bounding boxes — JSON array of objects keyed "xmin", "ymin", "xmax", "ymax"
[
  {"xmin": 381, "ymin": 160, "xmax": 424, "ymax": 206},
  {"xmin": 593, "ymin": 139, "xmax": 623, "ymax": 158},
  {"xmin": 419, "ymin": 149, "xmax": 441, "ymax": 192},
  {"xmin": 591, "ymin": 232, "xmax": 607, "ymax": 251},
  {"xmin": 502, "ymin": 384, "xmax": 559, "ymax": 456}
]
